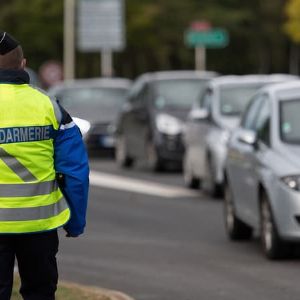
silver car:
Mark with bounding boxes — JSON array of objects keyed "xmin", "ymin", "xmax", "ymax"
[
  {"xmin": 224, "ymin": 81, "xmax": 300, "ymax": 259},
  {"xmin": 183, "ymin": 75, "xmax": 297, "ymax": 197}
]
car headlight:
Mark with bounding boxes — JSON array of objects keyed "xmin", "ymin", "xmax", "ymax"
[
  {"xmin": 281, "ymin": 175, "xmax": 300, "ymax": 191},
  {"xmin": 156, "ymin": 114, "xmax": 183, "ymax": 135},
  {"xmin": 72, "ymin": 117, "xmax": 91, "ymax": 137}
]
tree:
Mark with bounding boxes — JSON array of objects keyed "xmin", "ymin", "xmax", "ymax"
[
  {"xmin": 0, "ymin": 0, "xmax": 293, "ymax": 78},
  {"xmin": 285, "ymin": 0, "xmax": 300, "ymax": 43}
]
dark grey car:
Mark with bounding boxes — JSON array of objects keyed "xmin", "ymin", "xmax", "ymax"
[
  {"xmin": 115, "ymin": 71, "xmax": 217, "ymax": 171},
  {"xmin": 49, "ymin": 78, "xmax": 131, "ymax": 152}
]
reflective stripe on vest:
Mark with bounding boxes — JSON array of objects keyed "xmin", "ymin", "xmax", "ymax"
[
  {"xmin": 0, "ymin": 83, "xmax": 71, "ymax": 233},
  {"xmin": 0, "ymin": 180, "xmax": 58, "ymax": 197},
  {"xmin": 0, "ymin": 197, "xmax": 68, "ymax": 221},
  {"xmin": 0, "ymin": 147, "xmax": 37, "ymax": 182}
]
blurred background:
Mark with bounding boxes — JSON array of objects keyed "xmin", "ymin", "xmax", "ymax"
[{"xmin": 1, "ymin": 0, "xmax": 300, "ymax": 84}]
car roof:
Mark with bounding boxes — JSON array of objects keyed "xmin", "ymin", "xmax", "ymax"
[
  {"xmin": 208, "ymin": 74, "xmax": 298, "ymax": 88},
  {"xmin": 137, "ymin": 70, "xmax": 218, "ymax": 82},
  {"xmin": 259, "ymin": 80, "xmax": 300, "ymax": 101},
  {"xmin": 48, "ymin": 77, "xmax": 132, "ymax": 93}
]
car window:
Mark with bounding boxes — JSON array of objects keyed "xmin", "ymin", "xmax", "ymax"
[
  {"xmin": 199, "ymin": 88, "xmax": 213, "ymax": 112},
  {"xmin": 153, "ymin": 79, "xmax": 207, "ymax": 110},
  {"xmin": 241, "ymin": 95, "xmax": 264, "ymax": 130},
  {"xmin": 257, "ymin": 117, "xmax": 270, "ymax": 146},
  {"xmin": 128, "ymin": 78, "xmax": 145, "ymax": 105},
  {"xmin": 255, "ymin": 97, "xmax": 271, "ymax": 146},
  {"xmin": 280, "ymin": 99, "xmax": 300, "ymax": 144},
  {"xmin": 219, "ymin": 84, "xmax": 263, "ymax": 116},
  {"xmin": 254, "ymin": 97, "xmax": 270, "ymax": 131},
  {"xmin": 140, "ymin": 84, "xmax": 150, "ymax": 106},
  {"xmin": 57, "ymin": 87, "xmax": 128, "ymax": 120}
]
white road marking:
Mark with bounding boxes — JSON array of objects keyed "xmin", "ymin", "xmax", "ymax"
[{"xmin": 90, "ymin": 170, "xmax": 199, "ymax": 198}]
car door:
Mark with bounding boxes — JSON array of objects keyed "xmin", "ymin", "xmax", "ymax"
[
  {"xmin": 128, "ymin": 83, "xmax": 149, "ymax": 158},
  {"xmin": 227, "ymin": 94, "xmax": 268, "ymax": 225},
  {"xmin": 241, "ymin": 97, "xmax": 271, "ymax": 225},
  {"xmin": 192, "ymin": 88, "xmax": 214, "ymax": 178}
]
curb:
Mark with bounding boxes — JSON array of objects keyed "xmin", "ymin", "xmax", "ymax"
[{"xmin": 61, "ymin": 281, "xmax": 135, "ymax": 300}]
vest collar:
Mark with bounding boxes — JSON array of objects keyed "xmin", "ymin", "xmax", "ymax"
[{"xmin": 0, "ymin": 69, "xmax": 30, "ymax": 84}]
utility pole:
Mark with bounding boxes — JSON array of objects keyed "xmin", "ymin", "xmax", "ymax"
[
  {"xmin": 101, "ymin": 50, "xmax": 113, "ymax": 77},
  {"xmin": 195, "ymin": 47, "xmax": 206, "ymax": 71},
  {"xmin": 64, "ymin": 0, "xmax": 75, "ymax": 80}
]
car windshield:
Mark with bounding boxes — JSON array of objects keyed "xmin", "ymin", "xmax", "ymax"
[
  {"xmin": 57, "ymin": 87, "xmax": 128, "ymax": 120},
  {"xmin": 219, "ymin": 84, "xmax": 263, "ymax": 116},
  {"xmin": 153, "ymin": 79, "xmax": 207, "ymax": 110},
  {"xmin": 280, "ymin": 99, "xmax": 300, "ymax": 144}
]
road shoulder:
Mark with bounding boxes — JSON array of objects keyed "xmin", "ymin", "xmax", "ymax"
[{"xmin": 60, "ymin": 281, "xmax": 135, "ymax": 300}]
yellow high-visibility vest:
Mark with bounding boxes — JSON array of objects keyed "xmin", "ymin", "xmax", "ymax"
[{"xmin": 0, "ymin": 83, "xmax": 70, "ymax": 233}]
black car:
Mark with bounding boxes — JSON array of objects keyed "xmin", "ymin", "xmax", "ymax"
[
  {"xmin": 115, "ymin": 70, "xmax": 217, "ymax": 171},
  {"xmin": 48, "ymin": 78, "xmax": 131, "ymax": 152}
]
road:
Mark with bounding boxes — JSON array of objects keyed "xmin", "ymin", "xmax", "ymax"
[{"xmin": 59, "ymin": 159, "xmax": 300, "ymax": 300}]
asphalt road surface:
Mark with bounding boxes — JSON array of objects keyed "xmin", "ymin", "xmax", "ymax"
[{"xmin": 59, "ymin": 158, "xmax": 300, "ymax": 300}]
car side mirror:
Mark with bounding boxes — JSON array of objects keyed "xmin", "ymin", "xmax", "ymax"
[
  {"xmin": 237, "ymin": 129, "xmax": 257, "ymax": 147},
  {"xmin": 188, "ymin": 108, "xmax": 209, "ymax": 122}
]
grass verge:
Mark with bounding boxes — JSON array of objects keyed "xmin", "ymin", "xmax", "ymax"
[{"xmin": 12, "ymin": 276, "xmax": 111, "ymax": 300}]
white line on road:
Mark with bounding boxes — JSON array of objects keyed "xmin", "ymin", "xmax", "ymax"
[{"xmin": 90, "ymin": 171, "xmax": 199, "ymax": 198}]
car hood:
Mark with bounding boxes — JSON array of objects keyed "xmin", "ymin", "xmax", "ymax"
[{"xmin": 155, "ymin": 108, "xmax": 190, "ymax": 121}]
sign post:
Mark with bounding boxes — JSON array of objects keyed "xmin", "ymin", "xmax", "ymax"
[
  {"xmin": 64, "ymin": 0, "xmax": 75, "ymax": 80},
  {"xmin": 78, "ymin": 0, "xmax": 126, "ymax": 77},
  {"xmin": 184, "ymin": 22, "xmax": 229, "ymax": 71},
  {"xmin": 195, "ymin": 47, "xmax": 206, "ymax": 71},
  {"xmin": 101, "ymin": 50, "xmax": 113, "ymax": 78}
]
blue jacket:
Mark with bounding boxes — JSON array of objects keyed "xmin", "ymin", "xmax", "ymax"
[{"xmin": 54, "ymin": 103, "xmax": 89, "ymax": 237}]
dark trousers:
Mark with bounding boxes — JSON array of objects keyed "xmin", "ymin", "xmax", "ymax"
[{"xmin": 0, "ymin": 230, "xmax": 58, "ymax": 300}]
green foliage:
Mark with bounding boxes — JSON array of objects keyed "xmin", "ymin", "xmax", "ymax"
[
  {"xmin": 0, "ymin": 0, "xmax": 63, "ymax": 72},
  {"xmin": 285, "ymin": 0, "xmax": 300, "ymax": 43},
  {"xmin": 0, "ymin": 0, "xmax": 293, "ymax": 78}
]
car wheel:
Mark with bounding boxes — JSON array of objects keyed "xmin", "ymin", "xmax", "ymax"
[
  {"xmin": 147, "ymin": 141, "xmax": 164, "ymax": 172},
  {"xmin": 224, "ymin": 182, "xmax": 253, "ymax": 240},
  {"xmin": 115, "ymin": 135, "xmax": 134, "ymax": 168},
  {"xmin": 205, "ymin": 157, "xmax": 223, "ymax": 197},
  {"xmin": 260, "ymin": 193, "xmax": 291, "ymax": 259},
  {"xmin": 183, "ymin": 155, "xmax": 200, "ymax": 189}
]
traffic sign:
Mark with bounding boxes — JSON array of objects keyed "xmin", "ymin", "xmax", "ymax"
[
  {"xmin": 77, "ymin": 0, "xmax": 125, "ymax": 52},
  {"xmin": 185, "ymin": 28, "xmax": 229, "ymax": 48}
]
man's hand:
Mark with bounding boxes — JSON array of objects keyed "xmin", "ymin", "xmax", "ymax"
[
  {"xmin": 65, "ymin": 232, "xmax": 79, "ymax": 238},
  {"xmin": 64, "ymin": 225, "xmax": 79, "ymax": 238}
]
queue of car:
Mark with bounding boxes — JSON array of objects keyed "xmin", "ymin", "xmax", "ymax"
[
  {"xmin": 183, "ymin": 75, "xmax": 297, "ymax": 197},
  {"xmin": 180, "ymin": 73, "xmax": 300, "ymax": 259},
  {"xmin": 49, "ymin": 71, "xmax": 300, "ymax": 260}
]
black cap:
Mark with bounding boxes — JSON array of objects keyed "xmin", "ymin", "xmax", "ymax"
[{"xmin": 0, "ymin": 32, "xmax": 19, "ymax": 55}]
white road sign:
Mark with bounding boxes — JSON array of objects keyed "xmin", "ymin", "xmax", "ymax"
[{"xmin": 77, "ymin": 0, "xmax": 125, "ymax": 51}]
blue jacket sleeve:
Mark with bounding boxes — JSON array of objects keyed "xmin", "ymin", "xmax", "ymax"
[{"xmin": 53, "ymin": 104, "xmax": 89, "ymax": 236}]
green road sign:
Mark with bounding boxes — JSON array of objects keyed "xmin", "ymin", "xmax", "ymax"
[{"xmin": 185, "ymin": 28, "xmax": 229, "ymax": 48}]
